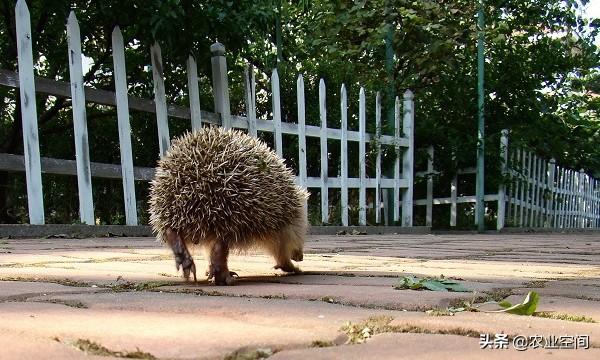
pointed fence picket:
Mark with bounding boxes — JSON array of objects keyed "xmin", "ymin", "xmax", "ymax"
[
  {"xmin": 111, "ymin": 26, "xmax": 138, "ymax": 226},
  {"xmin": 66, "ymin": 11, "xmax": 94, "ymax": 225},
  {"xmin": 15, "ymin": 0, "xmax": 44, "ymax": 225},
  {"xmin": 187, "ymin": 55, "xmax": 202, "ymax": 131},
  {"xmin": 150, "ymin": 43, "xmax": 170, "ymax": 157}
]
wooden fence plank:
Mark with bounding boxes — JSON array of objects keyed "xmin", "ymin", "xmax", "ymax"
[
  {"xmin": 319, "ymin": 79, "xmax": 328, "ymax": 224},
  {"xmin": 297, "ymin": 75, "xmax": 307, "ymax": 190},
  {"xmin": 187, "ymin": 55, "xmax": 202, "ymax": 130},
  {"xmin": 524, "ymin": 151, "xmax": 532, "ymax": 227},
  {"xmin": 375, "ymin": 92, "xmax": 382, "ymax": 224},
  {"xmin": 393, "ymin": 97, "xmax": 401, "ymax": 223},
  {"xmin": 506, "ymin": 148, "xmax": 515, "ymax": 224},
  {"xmin": 566, "ymin": 170, "xmax": 572, "ymax": 228},
  {"xmin": 112, "ymin": 26, "xmax": 138, "ymax": 225},
  {"xmin": 272, "ymin": 69, "xmax": 283, "ymax": 157},
  {"xmin": 497, "ymin": 129, "xmax": 508, "ymax": 230},
  {"xmin": 210, "ymin": 42, "xmax": 231, "ymax": 128},
  {"xmin": 402, "ymin": 90, "xmax": 414, "ymax": 227},
  {"xmin": 532, "ymin": 155, "xmax": 539, "ymax": 227},
  {"xmin": 15, "ymin": 0, "xmax": 44, "ymax": 224},
  {"xmin": 0, "ymin": 69, "xmax": 220, "ymax": 124},
  {"xmin": 426, "ymin": 146, "xmax": 434, "ymax": 227},
  {"xmin": 359, "ymin": 88, "xmax": 367, "ymax": 225},
  {"xmin": 0, "ymin": 153, "xmax": 154, "ymax": 180},
  {"xmin": 244, "ymin": 65, "xmax": 257, "ymax": 137},
  {"xmin": 518, "ymin": 150, "xmax": 525, "ymax": 227},
  {"xmin": 558, "ymin": 167, "xmax": 566, "ymax": 228},
  {"xmin": 540, "ymin": 159, "xmax": 548, "ymax": 227},
  {"xmin": 67, "ymin": 11, "xmax": 94, "ymax": 225},
  {"xmin": 579, "ymin": 169, "xmax": 585, "ymax": 227},
  {"xmin": 340, "ymin": 84, "xmax": 349, "ymax": 226},
  {"xmin": 450, "ymin": 174, "xmax": 457, "ymax": 227},
  {"xmin": 510, "ymin": 149, "xmax": 518, "ymax": 226},
  {"xmin": 548, "ymin": 159, "xmax": 556, "ymax": 228},
  {"xmin": 150, "ymin": 42, "xmax": 170, "ymax": 157}
]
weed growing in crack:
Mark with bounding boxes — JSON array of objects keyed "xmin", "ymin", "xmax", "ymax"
[
  {"xmin": 534, "ymin": 312, "xmax": 596, "ymax": 323},
  {"xmin": 71, "ymin": 338, "xmax": 156, "ymax": 359},
  {"xmin": 223, "ymin": 347, "xmax": 274, "ymax": 360},
  {"xmin": 341, "ymin": 316, "xmax": 488, "ymax": 344}
]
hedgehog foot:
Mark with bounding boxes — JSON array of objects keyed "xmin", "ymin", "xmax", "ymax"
[
  {"xmin": 207, "ymin": 241, "xmax": 235, "ymax": 285},
  {"xmin": 165, "ymin": 228, "xmax": 197, "ymax": 282},
  {"xmin": 274, "ymin": 261, "xmax": 301, "ymax": 274},
  {"xmin": 206, "ymin": 268, "xmax": 238, "ymax": 279}
]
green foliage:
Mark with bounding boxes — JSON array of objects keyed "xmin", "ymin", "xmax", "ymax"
[
  {"xmin": 394, "ymin": 275, "xmax": 471, "ymax": 292},
  {"xmin": 493, "ymin": 291, "xmax": 540, "ymax": 315}
]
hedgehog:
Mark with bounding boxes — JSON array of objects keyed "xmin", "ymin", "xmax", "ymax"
[{"xmin": 148, "ymin": 126, "xmax": 309, "ymax": 285}]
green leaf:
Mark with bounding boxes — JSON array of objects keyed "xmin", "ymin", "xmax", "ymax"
[
  {"xmin": 394, "ymin": 276, "xmax": 470, "ymax": 292},
  {"xmin": 491, "ymin": 292, "xmax": 539, "ymax": 315},
  {"xmin": 498, "ymin": 300, "xmax": 512, "ymax": 308}
]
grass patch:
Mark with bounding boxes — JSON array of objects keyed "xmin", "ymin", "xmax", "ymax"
[
  {"xmin": 534, "ymin": 312, "xmax": 596, "ymax": 323},
  {"xmin": 0, "ymin": 276, "xmax": 92, "ymax": 288},
  {"xmin": 523, "ymin": 280, "xmax": 547, "ymax": 288},
  {"xmin": 72, "ymin": 338, "xmax": 156, "ymax": 359},
  {"xmin": 425, "ymin": 309, "xmax": 455, "ymax": 316},
  {"xmin": 310, "ymin": 340, "xmax": 334, "ymax": 348},
  {"xmin": 340, "ymin": 316, "xmax": 487, "ymax": 344},
  {"xmin": 108, "ymin": 280, "xmax": 180, "ymax": 292},
  {"xmin": 223, "ymin": 348, "xmax": 274, "ymax": 360},
  {"xmin": 35, "ymin": 299, "xmax": 88, "ymax": 309},
  {"xmin": 319, "ymin": 296, "xmax": 339, "ymax": 304}
]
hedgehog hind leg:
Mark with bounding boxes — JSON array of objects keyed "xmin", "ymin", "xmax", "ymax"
[
  {"xmin": 206, "ymin": 240, "xmax": 236, "ymax": 285},
  {"xmin": 268, "ymin": 225, "xmax": 304, "ymax": 274},
  {"xmin": 165, "ymin": 228, "xmax": 197, "ymax": 282}
]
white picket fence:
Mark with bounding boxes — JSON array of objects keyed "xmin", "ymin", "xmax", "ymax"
[
  {"xmin": 413, "ymin": 145, "xmax": 501, "ymax": 230},
  {"xmin": 413, "ymin": 130, "xmax": 600, "ymax": 230},
  {"xmin": 0, "ymin": 0, "xmax": 415, "ymax": 227},
  {"xmin": 505, "ymin": 148, "xmax": 600, "ymax": 229}
]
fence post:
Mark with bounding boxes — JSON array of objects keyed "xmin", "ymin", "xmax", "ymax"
[
  {"xmin": 393, "ymin": 97, "xmax": 401, "ymax": 223},
  {"xmin": 319, "ymin": 79, "xmax": 328, "ymax": 224},
  {"xmin": 210, "ymin": 42, "xmax": 231, "ymax": 128},
  {"xmin": 426, "ymin": 146, "xmax": 434, "ymax": 227},
  {"xmin": 340, "ymin": 84, "xmax": 349, "ymax": 226},
  {"xmin": 401, "ymin": 90, "xmax": 414, "ymax": 227},
  {"xmin": 15, "ymin": 0, "xmax": 44, "ymax": 224},
  {"xmin": 375, "ymin": 92, "xmax": 382, "ymax": 224},
  {"xmin": 450, "ymin": 174, "xmax": 457, "ymax": 227},
  {"xmin": 579, "ymin": 169, "xmax": 585, "ymax": 228},
  {"xmin": 359, "ymin": 88, "xmax": 367, "ymax": 225},
  {"xmin": 497, "ymin": 130, "xmax": 509, "ymax": 230},
  {"xmin": 67, "ymin": 11, "xmax": 94, "ymax": 225},
  {"xmin": 548, "ymin": 158, "xmax": 556, "ymax": 227},
  {"xmin": 150, "ymin": 42, "xmax": 170, "ymax": 157},
  {"xmin": 244, "ymin": 65, "xmax": 257, "ymax": 137},
  {"xmin": 112, "ymin": 26, "xmax": 138, "ymax": 225},
  {"xmin": 272, "ymin": 69, "xmax": 283, "ymax": 157},
  {"xmin": 296, "ymin": 75, "xmax": 308, "ymax": 213},
  {"xmin": 187, "ymin": 55, "xmax": 202, "ymax": 131}
]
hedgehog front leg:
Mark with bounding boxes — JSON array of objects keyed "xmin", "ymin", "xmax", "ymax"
[
  {"xmin": 165, "ymin": 228, "xmax": 197, "ymax": 282},
  {"xmin": 207, "ymin": 241, "xmax": 236, "ymax": 285}
]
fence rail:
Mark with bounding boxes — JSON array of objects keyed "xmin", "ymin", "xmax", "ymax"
[{"xmin": 0, "ymin": 0, "xmax": 414, "ymax": 228}]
